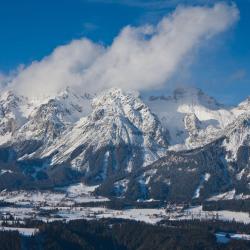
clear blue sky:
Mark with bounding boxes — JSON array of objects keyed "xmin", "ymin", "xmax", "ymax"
[{"xmin": 0, "ymin": 0, "xmax": 249, "ymax": 104}]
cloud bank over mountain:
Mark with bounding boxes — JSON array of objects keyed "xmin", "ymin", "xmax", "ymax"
[{"xmin": 3, "ymin": 2, "xmax": 239, "ymax": 98}]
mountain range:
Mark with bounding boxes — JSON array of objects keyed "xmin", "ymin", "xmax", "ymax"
[{"xmin": 0, "ymin": 86, "xmax": 250, "ymax": 203}]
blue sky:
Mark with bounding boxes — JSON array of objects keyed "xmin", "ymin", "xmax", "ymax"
[{"xmin": 0, "ymin": 0, "xmax": 249, "ymax": 104}]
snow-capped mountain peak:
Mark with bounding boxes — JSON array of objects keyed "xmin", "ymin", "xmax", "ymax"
[
  {"xmin": 145, "ymin": 87, "xmax": 235, "ymax": 148},
  {"xmin": 0, "ymin": 90, "xmax": 31, "ymax": 144},
  {"xmin": 37, "ymin": 88, "xmax": 169, "ymax": 180},
  {"xmin": 172, "ymin": 87, "xmax": 222, "ymax": 109},
  {"xmin": 0, "ymin": 87, "xmax": 94, "ymax": 160}
]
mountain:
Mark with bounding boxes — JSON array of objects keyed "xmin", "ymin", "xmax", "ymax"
[
  {"xmin": 95, "ymin": 89, "xmax": 250, "ymax": 202},
  {"xmin": 36, "ymin": 88, "xmax": 169, "ymax": 183},
  {"xmin": 96, "ymin": 138, "xmax": 230, "ymax": 202},
  {"xmin": 0, "ymin": 91, "xmax": 30, "ymax": 145},
  {"xmin": 144, "ymin": 87, "xmax": 235, "ymax": 149},
  {"xmin": 0, "ymin": 88, "xmax": 93, "ymax": 158},
  {"xmin": 0, "ymin": 86, "xmax": 249, "ymax": 203}
]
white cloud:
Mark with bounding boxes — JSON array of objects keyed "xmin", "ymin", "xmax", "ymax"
[
  {"xmin": 11, "ymin": 39, "xmax": 104, "ymax": 98},
  {"xmin": 7, "ymin": 2, "xmax": 239, "ymax": 98}
]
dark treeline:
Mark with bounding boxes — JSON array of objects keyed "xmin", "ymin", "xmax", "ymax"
[
  {"xmin": 1, "ymin": 219, "xmax": 250, "ymax": 249},
  {"xmin": 159, "ymin": 219, "xmax": 250, "ymax": 234},
  {"xmin": 203, "ymin": 199, "xmax": 250, "ymax": 213},
  {"xmin": 0, "ymin": 231, "xmax": 21, "ymax": 250},
  {"xmin": 77, "ymin": 198, "xmax": 166, "ymax": 210}
]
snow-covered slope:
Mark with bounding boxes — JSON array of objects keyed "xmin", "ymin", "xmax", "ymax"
[
  {"xmin": 38, "ymin": 88, "xmax": 169, "ymax": 181},
  {"xmin": 223, "ymin": 112, "xmax": 250, "ymax": 162},
  {"xmin": 145, "ymin": 87, "xmax": 236, "ymax": 150},
  {"xmin": 0, "ymin": 91, "xmax": 31, "ymax": 144},
  {"xmin": 2, "ymin": 86, "xmax": 249, "ymax": 161},
  {"xmin": 13, "ymin": 88, "xmax": 93, "ymax": 145},
  {"xmin": 0, "ymin": 88, "xmax": 93, "ymax": 159}
]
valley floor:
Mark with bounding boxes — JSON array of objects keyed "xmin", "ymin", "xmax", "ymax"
[{"xmin": 0, "ymin": 182, "xmax": 250, "ymax": 228}]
